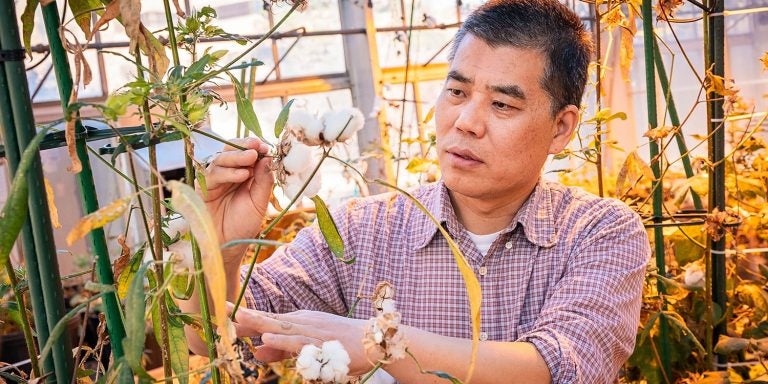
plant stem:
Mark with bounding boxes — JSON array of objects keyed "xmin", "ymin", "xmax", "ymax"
[
  {"xmin": 134, "ymin": 46, "xmax": 174, "ymax": 381},
  {"xmin": 360, "ymin": 362, "xmax": 383, "ymax": 384},
  {"xmin": 3, "ymin": 261, "xmax": 40, "ymax": 378},
  {"xmin": 593, "ymin": 2, "xmax": 604, "ymax": 197}
]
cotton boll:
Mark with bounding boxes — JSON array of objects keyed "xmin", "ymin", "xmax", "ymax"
[
  {"xmin": 281, "ymin": 138, "xmax": 313, "ymax": 175},
  {"xmin": 320, "ymin": 341, "xmax": 350, "ymax": 383},
  {"xmin": 296, "ymin": 344, "xmax": 323, "ymax": 381},
  {"xmin": 282, "ymin": 171, "xmax": 322, "ymax": 201},
  {"xmin": 321, "ymin": 108, "xmax": 365, "ymax": 143},
  {"xmin": 165, "ymin": 216, "xmax": 189, "ymax": 239},
  {"xmin": 287, "ymin": 109, "xmax": 324, "ymax": 146},
  {"xmin": 684, "ymin": 264, "xmax": 705, "ymax": 289},
  {"xmin": 380, "ymin": 299, "xmax": 396, "ymax": 314},
  {"xmin": 167, "ymin": 240, "xmax": 194, "ymax": 270}
]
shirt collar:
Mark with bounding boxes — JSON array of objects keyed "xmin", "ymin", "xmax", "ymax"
[{"xmin": 412, "ymin": 180, "xmax": 558, "ymax": 250}]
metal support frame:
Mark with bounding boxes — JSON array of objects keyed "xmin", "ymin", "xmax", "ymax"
[
  {"xmin": 0, "ymin": 0, "xmax": 74, "ymax": 382},
  {"xmin": 338, "ymin": 0, "xmax": 395, "ymax": 191}
]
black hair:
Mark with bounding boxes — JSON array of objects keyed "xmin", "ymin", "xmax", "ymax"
[{"xmin": 450, "ymin": 0, "xmax": 593, "ymax": 115}]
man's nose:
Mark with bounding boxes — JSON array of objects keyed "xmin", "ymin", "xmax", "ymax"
[{"xmin": 453, "ymin": 99, "xmax": 486, "ymax": 137}]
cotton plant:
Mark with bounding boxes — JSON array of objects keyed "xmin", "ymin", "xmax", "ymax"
[
  {"xmin": 363, "ymin": 282, "xmax": 408, "ymax": 364},
  {"xmin": 272, "ymin": 107, "xmax": 364, "ymax": 201},
  {"xmin": 296, "ymin": 340, "xmax": 352, "ymax": 383}
]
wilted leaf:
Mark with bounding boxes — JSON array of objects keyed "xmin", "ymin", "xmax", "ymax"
[
  {"xmin": 619, "ymin": 11, "xmax": 636, "ymax": 82},
  {"xmin": 714, "ymin": 335, "xmax": 750, "ymax": 354},
  {"xmin": 140, "ymin": 25, "xmax": 170, "ymax": 80},
  {"xmin": 274, "ymin": 99, "xmax": 295, "ymax": 138},
  {"xmin": 119, "ymin": 0, "xmax": 142, "ymax": 51},
  {"xmin": 171, "ymin": 0, "xmax": 185, "ymax": 17},
  {"xmin": 44, "ymin": 178, "xmax": 61, "ymax": 229},
  {"xmin": 167, "ymin": 181, "xmax": 239, "ymax": 365},
  {"xmin": 656, "ymin": 0, "xmax": 684, "ymax": 20},
  {"xmin": 615, "ymin": 151, "xmax": 655, "ymax": 196},
  {"xmin": 310, "ymin": 196, "xmax": 352, "ymax": 264},
  {"xmin": 89, "ymin": 0, "xmax": 120, "ymax": 41},
  {"xmin": 116, "ymin": 245, "xmax": 143, "ymax": 301},
  {"xmin": 67, "ymin": 196, "xmax": 131, "ymax": 245},
  {"xmin": 226, "ymin": 72, "xmax": 263, "ymax": 140},
  {"xmin": 0, "ymin": 128, "xmax": 50, "ymax": 267},
  {"xmin": 643, "ymin": 126, "xmax": 674, "ymax": 141},
  {"xmin": 113, "ymin": 235, "xmax": 131, "ymax": 278},
  {"xmin": 601, "ymin": 5, "xmax": 626, "ymax": 29},
  {"xmin": 704, "ymin": 69, "xmax": 738, "ymax": 97},
  {"xmin": 69, "ymin": 0, "xmax": 103, "ymax": 37},
  {"xmin": 761, "ymin": 51, "xmax": 768, "ymax": 71},
  {"xmin": 65, "ymin": 101, "xmax": 83, "ymax": 174},
  {"xmin": 21, "ymin": 0, "xmax": 40, "ymax": 56}
]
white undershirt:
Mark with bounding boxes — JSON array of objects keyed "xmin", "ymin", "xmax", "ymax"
[{"xmin": 467, "ymin": 229, "xmax": 503, "ymax": 256}]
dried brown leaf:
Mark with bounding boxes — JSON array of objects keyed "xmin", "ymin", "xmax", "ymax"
[
  {"xmin": 119, "ymin": 0, "xmax": 142, "ymax": 51},
  {"xmin": 89, "ymin": 0, "xmax": 120, "ymax": 41},
  {"xmin": 643, "ymin": 126, "xmax": 674, "ymax": 141},
  {"xmin": 619, "ymin": 10, "xmax": 637, "ymax": 82},
  {"xmin": 703, "ymin": 207, "xmax": 740, "ymax": 241},
  {"xmin": 655, "ymin": 0, "xmax": 683, "ymax": 20},
  {"xmin": 113, "ymin": 234, "xmax": 131, "ymax": 278},
  {"xmin": 761, "ymin": 51, "xmax": 768, "ymax": 71},
  {"xmin": 704, "ymin": 69, "xmax": 738, "ymax": 97},
  {"xmin": 172, "ymin": 0, "xmax": 186, "ymax": 17},
  {"xmin": 43, "ymin": 178, "xmax": 62, "ymax": 229},
  {"xmin": 601, "ymin": 5, "xmax": 626, "ymax": 30},
  {"xmin": 140, "ymin": 25, "xmax": 170, "ymax": 79}
]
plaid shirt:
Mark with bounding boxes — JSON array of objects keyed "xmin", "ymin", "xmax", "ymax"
[{"xmin": 242, "ymin": 180, "xmax": 650, "ymax": 383}]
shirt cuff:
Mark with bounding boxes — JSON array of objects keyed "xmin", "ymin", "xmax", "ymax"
[{"xmin": 517, "ymin": 331, "xmax": 575, "ymax": 383}]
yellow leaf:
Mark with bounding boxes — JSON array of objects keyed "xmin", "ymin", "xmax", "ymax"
[
  {"xmin": 601, "ymin": 5, "xmax": 626, "ymax": 30},
  {"xmin": 139, "ymin": 25, "xmax": 170, "ymax": 80},
  {"xmin": 405, "ymin": 157, "xmax": 437, "ymax": 174},
  {"xmin": 643, "ymin": 126, "xmax": 674, "ymax": 140},
  {"xmin": 44, "ymin": 178, "xmax": 61, "ymax": 229},
  {"xmin": 655, "ymin": 0, "xmax": 684, "ymax": 20},
  {"xmin": 761, "ymin": 51, "xmax": 768, "ymax": 71},
  {"xmin": 615, "ymin": 151, "xmax": 655, "ymax": 196},
  {"xmin": 167, "ymin": 181, "xmax": 241, "ymax": 377},
  {"xmin": 67, "ymin": 196, "xmax": 131, "ymax": 245},
  {"xmin": 704, "ymin": 69, "xmax": 738, "ymax": 97},
  {"xmin": 422, "ymin": 105, "xmax": 435, "ymax": 125},
  {"xmin": 89, "ymin": 0, "xmax": 120, "ymax": 41}
]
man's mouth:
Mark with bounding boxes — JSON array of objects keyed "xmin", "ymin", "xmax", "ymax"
[{"xmin": 446, "ymin": 147, "xmax": 482, "ymax": 163}]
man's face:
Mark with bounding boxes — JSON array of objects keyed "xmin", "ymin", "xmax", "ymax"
[{"xmin": 435, "ymin": 34, "xmax": 576, "ymax": 202}]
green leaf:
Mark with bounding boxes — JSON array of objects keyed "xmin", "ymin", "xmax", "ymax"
[
  {"xmin": 122, "ymin": 262, "xmax": 153, "ymax": 380},
  {"xmin": 0, "ymin": 128, "xmax": 50, "ymax": 267},
  {"xmin": 274, "ymin": 99, "xmax": 295, "ymax": 138},
  {"xmin": 21, "ymin": 0, "xmax": 39, "ymax": 55},
  {"xmin": 310, "ymin": 196, "xmax": 352, "ymax": 264},
  {"xmin": 226, "ymin": 72, "xmax": 263, "ymax": 140},
  {"xmin": 152, "ymin": 293, "xmax": 189, "ymax": 384},
  {"xmin": 171, "ymin": 270, "xmax": 194, "ymax": 300},
  {"xmin": 68, "ymin": 0, "xmax": 103, "ymax": 37},
  {"xmin": 185, "ymin": 54, "xmax": 212, "ymax": 77}
]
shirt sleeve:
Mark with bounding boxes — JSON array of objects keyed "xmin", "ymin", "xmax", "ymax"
[
  {"xmin": 240, "ymin": 203, "xmax": 354, "ymax": 316},
  {"xmin": 516, "ymin": 202, "xmax": 650, "ymax": 383}
]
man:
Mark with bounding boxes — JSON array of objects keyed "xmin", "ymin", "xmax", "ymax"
[{"xmin": 186, "ymin": 0, "xmax": 650, "ymax": 382}]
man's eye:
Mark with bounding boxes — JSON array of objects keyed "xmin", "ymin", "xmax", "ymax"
[
  {"xmin": 492, "ymin": 101, "xmax": 512, "ymax": 111},
  {"xmin": 447, "ymin": 88, "xmax": 464, "ymax": 97}
]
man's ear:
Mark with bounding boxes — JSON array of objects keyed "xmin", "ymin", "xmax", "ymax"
[{"xmin": 548, "ymin": 104, "xmax": 580, "ymax": 154}]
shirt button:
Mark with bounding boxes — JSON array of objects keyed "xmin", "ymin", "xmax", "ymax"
[
  {"xmin": 479, "ymin": 332, "xmax": 488, "ymax": 341},
  {"xmin": 478, "ymin": 266, "xmax": 488, "ymax": 276},
  {"xmin": 505, "ymin": 241, "xmax": 513, "ymax": 249}
]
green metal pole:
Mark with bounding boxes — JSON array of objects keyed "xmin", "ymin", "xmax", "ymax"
[
  {"xmin": 641, "ymin": 2, "xmax": 671, "ymax": 381},
  {"xmin": 0, "ymin": 1, "xmax": 74, "ymax": 382},
  {"xmin": 652, "ymin": 41, "xmax": 703, "ymax": 210},
  {"xmin": 0, "ymin": 46, "xmax": 49, "ymax": 381},
  {"xmin": 704, "ymin": 0, "xmax": 727, "ymax": 368},
  {"xmin": 40, "ymin": 1, "xmax": 127, "ymax": 361}
]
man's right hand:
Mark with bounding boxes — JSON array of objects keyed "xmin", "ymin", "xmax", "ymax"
[{"xmin": 201, "ymin": 137, "xmax": 274, "ymax": 262}]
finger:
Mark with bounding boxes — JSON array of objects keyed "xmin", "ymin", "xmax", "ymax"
[
  {"xmin": 249, "ymin": 157, "xmax": 275, "ymax": 202},
  {"xmin": 252, "ymin": 345, "xmax": 293, "ymax": 362},
  {"xmin": 205, "ymin": 166, "xmax": 252, "ymax": 191},
  {"xmin": 261, "ymin": 333, "xmax": 322, "ymax": 355},
  {"xmin": 234, "ymin": 307, "xmax": 305, "ymax": 336},
  {"xmin": 223, "ymin": 137, "xmax": 271, "ymax": 154},
  {"xmin": 212, "ymin": 149, "xmax": 260, "ymax": 168}
]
